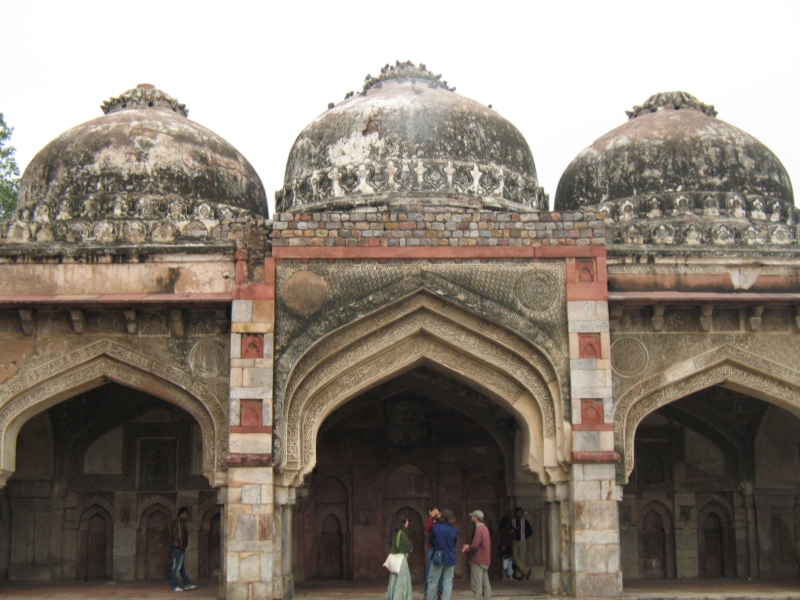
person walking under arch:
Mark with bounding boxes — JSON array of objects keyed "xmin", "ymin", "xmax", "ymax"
[
  {"xmin": 427, "ymin": 509, "xmax": 457, "ymax": 600},
  {"xmin": 462, "ymin": 510, "xmax": 491, "ymax": 600},
  {"xmin": 170, "ymin": 507, "xmax": 197, "ymax": 592}
]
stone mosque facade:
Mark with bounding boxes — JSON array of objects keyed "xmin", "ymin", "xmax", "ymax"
[{"xmin": 0, "ymin": 63, "xmax": 799, "ymax": 598}]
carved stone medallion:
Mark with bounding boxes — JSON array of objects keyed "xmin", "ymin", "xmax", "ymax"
[
  {"xmin": 280, "ymin": 271, "xmax": 328, "ymax": 317},
  {"xmin": 514, "ymin": 271, "xmax": 558, "ymax": 312},
  {"xmin": 188, "ymin": 340, "xmax": 227, "ymax": 378},
  {"xmin": 611, "ymin": 337, "xmax": 649, "ymax": 377}
]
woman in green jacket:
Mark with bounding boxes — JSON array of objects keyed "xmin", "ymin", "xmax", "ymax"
[{"xmin": 386, "ymin": 514, "xmax": 413, "ymax": 600}]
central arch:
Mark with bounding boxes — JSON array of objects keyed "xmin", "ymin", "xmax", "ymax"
[
  {"xmin": 614, "ymin": 345, "xmax": 800, "ymax": 482},
  {"xmin": 0, "ymin": 339, "xmax": 228, "ymax": 487},
  {"xmin": 276, "ymin": 292, "xmax": 567, "ymax": 487}
]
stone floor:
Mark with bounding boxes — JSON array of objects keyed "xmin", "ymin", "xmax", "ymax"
[{"xmin": 0, "ymin": 578, "xmax": 798, "ymax": 599}]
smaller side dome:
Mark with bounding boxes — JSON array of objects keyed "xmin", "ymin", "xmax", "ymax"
[
  {"xmin": 17, "ymin": 84, "xmax": 268, "ymax": 219},
  {"xmin": 554, "ymin": 92, "xmax": 797, "ymax": 248}
]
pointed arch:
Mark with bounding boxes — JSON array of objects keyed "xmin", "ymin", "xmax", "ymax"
[
  {"xmin": 276, "ymin": 292, "xmax": 566, "ymax": 486},
  {"xmin": 614, "ymin": 345, "xmax": 800, "ymax": 482},
  {"xmin": 0, "ymin": 339, "xmax": 227, "ymax": 487}
]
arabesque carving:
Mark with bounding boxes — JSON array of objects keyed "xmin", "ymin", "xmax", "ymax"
[
  {"xmin": 277, "ymin": 294, "xmax": 564, "ymax": 483},
  {"xmin": 0, "ymin": 339, "xmax": 228, "ymax": 484},
  {"xmin": 274, "ymin": 261, "xmax": 570, "ymax": 458}
]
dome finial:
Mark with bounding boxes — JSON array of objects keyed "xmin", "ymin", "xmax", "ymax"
[
  {"xmin": 358, "ymin": 61, "xmax": 455, "ymax": 96},
  {"xmin": 626, "ymin": 91, "xmax": 717, "ymax": 120},
  {"xmin": 101, "ymin": 85, "xmax": 189, "ymax": 117}
]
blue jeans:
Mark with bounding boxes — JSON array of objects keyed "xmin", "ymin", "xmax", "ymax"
[
  {"xmin": 426, "ymin": 563, "xmax": 454, "ymax": 600},
  {"xmin": 424, "ymin": 548, "xmax": 444, "ymax": 596},
  {"xmin": 170, "ymin": 547, "xmax": 191, "ymax": 590}
]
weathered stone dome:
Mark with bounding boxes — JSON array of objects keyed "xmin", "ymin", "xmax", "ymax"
[
  {"xmin": 18, "ymin": 84, "xmax": 268, "ymax": 218},
  {"xmin": 555, "ymin": 92, "xmax": 797, "ymax": 248},
  {"xmin": 276, "ymin": 62, "xmax": 547, "ymax": 213}
]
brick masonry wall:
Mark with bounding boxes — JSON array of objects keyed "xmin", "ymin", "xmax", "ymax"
[{"xmin": 271, "ymin": 211, "xmax": 607, "ymax": 247}]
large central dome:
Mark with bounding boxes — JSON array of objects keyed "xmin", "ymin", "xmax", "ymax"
[{"xmin": 277, "ymin": 62, "xmax": 546, "ymax": 213}]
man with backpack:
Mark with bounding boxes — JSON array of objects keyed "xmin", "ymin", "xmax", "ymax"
[{"xmin": 426, "ymin": 509, "xmax": 457, "ymax": 600}]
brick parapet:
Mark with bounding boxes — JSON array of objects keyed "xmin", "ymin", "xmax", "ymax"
[{"xmin": 271, "ymin": 210, "xmax": 607, "ymax": 247}]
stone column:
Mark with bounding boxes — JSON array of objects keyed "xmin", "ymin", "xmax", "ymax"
[
  {"xmin": 544, "ymin": 483, "xmax": 570, "ymax": 595},
  {"xmin": 223, "ymin": 251, "xmax": 276, "ymax": 600},
  {"xmin": 566, "ymin": 265, "xmax": 622, "ymax": 598},
  {"xmin": 272, "ymin": 486, "xmax": 296, "ymax": 599}
]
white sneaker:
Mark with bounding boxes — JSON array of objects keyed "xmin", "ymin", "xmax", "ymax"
[
  {"xmin": 185, "ymin": 585, "xmax": 197, "ymax": 590},
  {"xmin": 173, "ymin": 588, "xmax": 184, "ymax": 592}
]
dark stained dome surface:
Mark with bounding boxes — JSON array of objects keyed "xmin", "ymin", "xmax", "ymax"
[
  {"xmin": 18, "ymin": 84, "xmax": 268, "ymax": 217},
  {"xmin": 555, "ymin": 92, "xmax": 794, "ymax": 212},
  {"xmin": 277, "ymin": 62, "xmax": 547, "ymax": 213}
]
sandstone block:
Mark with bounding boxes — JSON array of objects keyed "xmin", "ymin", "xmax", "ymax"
[
  {"xmin": 230, "ymin": 333, "xmax": 242, "ymax": 359},
  {"xmin": 228, "ymin": 467, "xmax": 273, "ymax": 486},
  {"xmin": 236, "ymin": 515, "xmax": 259, "ymax": 541},
  {"xmin": 241, "ymin": 485, "xmax": 260, "ymax": 505},
  {"xmin": 567, "ymin": 301, "xmax": 598, "ymax": 322},
  {"xmin": 232, "ymin": 301, "xmax": 253, "ymax": 323},
  {"xmin": 574, "ymin": 571, "xmax": 621, "ymax": 598},
  {"xmin": 586, "ymin": 544, "xmax": 608, "ymax": 573},
  {"xmin": 229, "ymin": 432, "xmax": 271, "ymax": 454},
  {"xmin": 229, "ymin": 386, "xmax": 272, "ymax": 399},
  {"xmin": 568, "ymin": 320, "xmax": 610, "ymax": 333}
]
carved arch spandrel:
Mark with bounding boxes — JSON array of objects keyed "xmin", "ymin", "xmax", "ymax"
[
  {"xmin": 275, "ymin": 275, "xmax": 570, "ymax": 423},
  {"xmin": 614, "ymin": 345, "xmax": 800, "ymax": 483},
  {"xmin": 278, "ymin": 302, "xmax": 567, "ymax": 486},
  {"xmin": 0, "ymin": 339, "xmax": 228, "ymax": 487}
]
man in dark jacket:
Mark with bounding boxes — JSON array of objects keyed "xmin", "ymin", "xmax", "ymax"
[
  {"xmin": 170, "ymin": 507, "xmax": 196, "ymax": 592},
  {"xmin": 427, "ymin": 509, "xmax": 457, "ymax": 600},
  {"xmin": 511, "ymin": 507, "xmax": 533, "ymax": 580}
]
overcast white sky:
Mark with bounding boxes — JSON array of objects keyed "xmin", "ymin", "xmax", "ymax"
[{"xmin": 4, "ymin": 1, "xmax": 799, "ymax": 216}]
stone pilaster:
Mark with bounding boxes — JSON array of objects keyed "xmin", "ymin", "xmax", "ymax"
[
  {"xmin": 569, "ymin": 464, "xmax": 622, "ymax": 598},
  {"xmin": 743, "ymin": 481, "xmax": 760, "ymax": 578},
  {"xmin": 544, "ymin": 483, "xmax": 571, "ymax": 595},
  {"xmin": 272, "ymin": 486, "xmax": 296, "ymax": 599},
  {"xmin": 223, "ymin": 252, "xmax": 276, "ymax": 600},
  {"xmin": 565, "ymin": 253, "xmax": 622, "ymax": 598},
  {"xmin": 673, "ymin": 493, "xmax": 698, "ymax": 578}
]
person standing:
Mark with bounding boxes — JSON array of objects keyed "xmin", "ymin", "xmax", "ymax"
[
  {"xmin": 511, "ymin": 507, "xmax": 533, "ymax": 580},
  {"xmin": 498, "ymin": 516, "xmax": 515, "ymax": 581},
  {"xmin": 426, "ymin": 509, "xmax": 457, "ymax": 600},
  {"xmin": 170, "ymin": 507, "xmax": 197, "ymax": 592},
  {"xmin": 461, "ymin": 510, "xmax": 491, "ymax": 600},
  {"xmin": 424, "ymin": 508, "xmax": 444, "ymax": 600},
  {"xmin": 386, "ymin": 514, "xmax": 413, "ymax": 600}
]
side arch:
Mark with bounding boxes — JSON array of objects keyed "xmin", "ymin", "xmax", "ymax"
[
  {"xmin": 0, "ymin": 339, "xmax": 228, "ymax": 487},
  {"xmin": 636, "ymin": 500, "xmax": 676, "ymax": 579},
  {"xmin": 697, "ymin": 500, "xmax": 736, "ymax": 578},
  {"xmin": 76, "ymin": 503, "xmax": 114, "ymax": 581},
  {"xmin": 277, "ymin": 295, "xmax": 567, "ymax": 486},
  {"xmin": 614, "ymin": 345, "xmax": 800, "ymax": 482}
]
